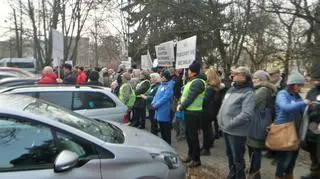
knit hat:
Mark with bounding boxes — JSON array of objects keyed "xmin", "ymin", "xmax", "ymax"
[
  {"xmin": 189, "ymin": 61, "xmax": 201, "ymax": 74},
  {"xmin": 253, "ymin": 70, "xmax": 270, "ymax": 81},
  {"xmin": 311, "ymin": 68, "xmax": 320, "ymax": 78},
  {"xmin": 232, "ymin": 66, "xmax": 251, "ymax": 75},
  {"xmin": 121, "ymin": 72, "xmax": 131, "ymax": 81},
  {"xmin": 162, "ymin": 70, "xmax": 172, "ymax": 81},
  {"xmin": 287, "ymin": 71, "xmax": 305, "ymax": 85}
]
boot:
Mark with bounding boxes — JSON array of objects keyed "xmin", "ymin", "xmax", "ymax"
[{"xmin": 284, "ymin": 174, "xmax": 293, "ymax": 179}]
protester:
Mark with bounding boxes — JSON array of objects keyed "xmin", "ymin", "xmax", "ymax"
[
  {"xmin": 76, "ymin": 66, "xmax": 87, "ymax": 85},
  {"xmin": 61, "ymin": 63, "xmax": 76, "ymax": 84},
  {"xmin": 172, "ymin": 69, "xmax": 185, "ymax": 141},
  {"xmin": 114, "ymin": 64, "xmax": 126, "ymax": 96},
  {"xmin": 131, "ymin": 71, "xmax": 151, "ymax": 129},
  {"xmin": 141, "ymin": 73, "xmax": 161, "ymax": 135},
  {"xmin": 119, "ymin": 72, "xmax": 135, "ymax": 110},
  {"xmin": 39, "ymin": 66, "xmax": 58, "ymax": 84},
  {"xmin": 178, "ymin": 61, "xmax": 206, "ymax": 168},
  {"xmin": 246, "ymin": 70, "xmax": 276, "ymax": 178},
  {"xmin": 152, "ymin": 70, "xmax": 174, "ymax": 144},
  {"xmin": 130, "ymin": 69, "xmax": 141, "ymax": 88},
  {"xmin": 268, "ymin": 68, "xmax": 285, "ymax": 91},
  {"xmin": 87, "ymin": 71, "xmax": 103, "ymax": 86},
  {"xmin": 301, "ymin": 68, "xmax": 320, "ymax": 179},
  {"xmin": 218, "ymin": 66, "xmax": 256, "ymax": 179},
  {"xmin": 201, "ymin": 68, "xmax": 225, "ymax": 156},
  {"xmin": 274, "ymin": 71, "xmax": 308, "ymax": 179}
]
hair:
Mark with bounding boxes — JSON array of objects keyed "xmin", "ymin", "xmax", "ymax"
[
  {"xmin": 150, "ymin": 73, "xmax": 161, "ymax": 83},
  {"xmin": 79, "ymin": 66, "xmax": 84, "ymax": 71},
  {"xmin": 43, "ymin": 66, "xmax": 53, "ymax": 74},
  {"xmin": 89, "ymin": 71, "xmax": 100, "ymax": 81},
  {"xmin": 63, "ymin": 63, "xmax": 72, "ymax": 71},
  {"xmin": 205, "ymin": 68, "xmax": 221, "ymax": 89}
]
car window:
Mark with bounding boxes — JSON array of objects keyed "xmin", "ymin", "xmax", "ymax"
[
  {"xmin": 24, "ymin": 101, "xmax": 124, "ymax": 144},
  {"xmin": 0, "ymin": 117, "xmax": 57, "ymax": 171},
  {"xmin": 38, "ymin": 91, "xmax": 72, "ymax": 109},
  {"xmin": 73, "ymin": 91, "xmax": 116, "ymax": 110}
]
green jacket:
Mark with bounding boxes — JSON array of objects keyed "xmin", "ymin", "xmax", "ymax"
[
  {"xmin": 247, "ymin": 81, "xmax": 276, "ymax": 148},
  {"xmin": 146, "ymin": 83, "xmax": 160, "ymax": 110}
]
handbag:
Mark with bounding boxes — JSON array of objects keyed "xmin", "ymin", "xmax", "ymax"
[{"xmin": 265, "ymin": 122, "xmax": 300, "ymax": 151}]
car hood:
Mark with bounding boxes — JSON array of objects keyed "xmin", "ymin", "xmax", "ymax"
[{"xmin": 110, "ymin": 122, "xmax": 175, "ymax": 154}]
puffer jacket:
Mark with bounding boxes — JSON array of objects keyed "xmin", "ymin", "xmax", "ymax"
[
  {"xmin": 152, "ymin": 80, "xmax": 175, "ymax": 122},
  {"xmin": 39, "ymin": 73, "xmax": 57, "ymax": 84}
]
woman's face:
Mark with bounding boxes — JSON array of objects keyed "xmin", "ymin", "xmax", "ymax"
[
  {"xmin": 292, "ymin": 84, "xmax": 304, "ymax": 93},
  {"xmin": 252, "ymin": 77, "xmax": 261, "ymax": 85},
  {"xmin": 150, "ymin": 77, "xmax": 157, "ymax": 84},
  {"xmin": 233, "ymin": 73, "xmax": 246, "ymax": 82}
]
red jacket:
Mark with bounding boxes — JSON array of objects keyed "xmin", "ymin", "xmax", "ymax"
[
  {"xmin": 39, "ymin": 73, "xmax": 58, "ymax": 84},
  {"xmin": 76, "ymin": 72, "xmax": 87, "ymax": 85}
]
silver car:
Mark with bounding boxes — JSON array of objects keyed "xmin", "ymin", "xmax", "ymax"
[
  {"xmin": 0, "ymin": 85, "xmax": 128, "ymax": 123},
  {"xmin": 0, "ymin": 94, "xmax": 185, "ymax": 179}
]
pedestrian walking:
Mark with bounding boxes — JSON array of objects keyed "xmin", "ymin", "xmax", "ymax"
[
  {"xmin": 217, "ymin": 66, "xmax": 256, "ymax": 179},
  {"xmin": 273, "ymin": 71, "xmax": 309, "ymax": 179},
  {"xmin": 152, "ymin": 70, "xmax": 174, "ymax": 144},
  {"xmin": 178, "ymin": 61, "xmax": 206, "ymax": 168},
  {"xmin": 246, "ymin": 70, "xmax": 276, "ymax": 179},
  {"xmin": 141, "ymin": 73, "xmax": 161, "ymax": 135}
]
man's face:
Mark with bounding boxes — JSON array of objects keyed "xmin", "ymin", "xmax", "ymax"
[
  {"xmin": 233, "ymin": 72, "xmax": 246, "ymax": 82},
  {"xmin": 270, "ymin": 73, "xmax": 280, "ymax": 84},
  {"xmin": 188, "ymin": 70, "xmax": 196, "ymax": 79},
  {"xmin": 63, "ymin": 67, "xmax": 69, "ymax": 74}
]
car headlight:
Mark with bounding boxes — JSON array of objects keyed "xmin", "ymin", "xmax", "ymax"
[{"xmin": 151, "ymin": 152, "xmax": 180, "ymax": 169}]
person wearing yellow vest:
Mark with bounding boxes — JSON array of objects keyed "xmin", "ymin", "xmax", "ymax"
[
  {"xmin": 119, "ymin": 72, "xmax": 136, "ymax": 110},
  {"xmin": 177, "ymin": 61, "xmax": 206, "ymax": 168}
]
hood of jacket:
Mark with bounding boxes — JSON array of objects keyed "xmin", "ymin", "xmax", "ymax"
[{"xmin": 254, "ymin": 81, "xmax": 277, "ymax": 94}]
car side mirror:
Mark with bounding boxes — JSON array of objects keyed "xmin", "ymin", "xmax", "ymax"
[{"xmin": 54, "ymin": 150, "xmax": 79, "ymax": 173}]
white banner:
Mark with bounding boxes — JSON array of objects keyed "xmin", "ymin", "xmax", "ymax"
[
  {"xmin": 175, "ymin": 36, "xmax": 197, "ymax": 69},
  {"xmin": 121, "ymin": 57, "xmax": 131, "ymax": 69},
  {"xmin": 155, "ymin": 40, "xmax": 174, "ymax": 67},
  {"xmin": 52, "ymin": 29, "xmax": 64, "ymax": 67},
  {"xmin": 141, "ymin": 51, "xmax": 153, "ymax": 70}
]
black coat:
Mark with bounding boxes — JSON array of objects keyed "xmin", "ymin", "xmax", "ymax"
[{"xmin": 203, "ymin": 86, "xmax": 227, "ymax": 119}]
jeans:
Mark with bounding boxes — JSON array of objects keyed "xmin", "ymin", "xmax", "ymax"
[
  {"xmin": 276, "ymin": 151, "xmax": 299, "ymax": 177},
  {"xmin": 159, "ymin": 121, "xmax": 171, "ymax": 145},
  {"xmin": 202, "ymin": 114, "xmax": 213, "ymax": 150},
  {"xmin": 248, "ymin": 146, "xmax": 262, "ymax": 173},
  {"xmin": 185, "ymin": 111, "xmax": 202, "ymax": 162},
  {"xmin": 132, "ymin": 107, "xmax": 146, "ymax": 128},
  {"xmin": 224, "ymin": 133, "xmax": 246, "ymax": 179},
  {"xmin": 148, "ymin": 109, "xmax": 158, "ymax": 135}
]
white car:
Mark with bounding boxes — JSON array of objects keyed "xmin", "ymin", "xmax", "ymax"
[
  {"xmin": 0, "ymin": 85, "xmax": 129, "ymax": 123},
  {"xmin": 0, "ymin": 94, "xmax": 185, "ymax": 179}
]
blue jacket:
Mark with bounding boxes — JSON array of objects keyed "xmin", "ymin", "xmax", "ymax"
[
  {"xmin": 275, "ymin": 90, "xmax": 306, "ymax": 124},
  {"xmin": 152, "ymin": 80, "xmax": 174, "ymax": 122}
]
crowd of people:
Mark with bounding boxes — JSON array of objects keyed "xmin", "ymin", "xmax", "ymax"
[{"xmin": 38, "ymin": 61, "xmax": 320, "ymax": 179}]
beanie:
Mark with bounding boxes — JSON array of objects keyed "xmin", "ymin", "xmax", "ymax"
[
  {"xmin": 188, "ymin": 61, "xmax": 201, "ymax": 74},
  {"xmin": 253, "ymin": 70, "xmax": 269, "ymax": 81},
  {"xmin": 162, "ymin": 70, "xmax": 172, "ymax": 81},
  {"xmin": 287, "ymin": 71, "xmax": 305, "ymax": 85}
]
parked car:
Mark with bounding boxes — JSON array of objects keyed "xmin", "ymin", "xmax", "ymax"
[
  {"xmin": 0, "ymin": 77, "xmax": 40, "ymax": 89},
  {"xmin": 0, "ymin": 67, "xmax": 36, "ymax": 79},
  {"xmin": 0, "ymin": 85, "xmax": 128, "ymax": 123},
  {"xmin": 0, "ymin": 94, "xmax": 185, "ymax": 179},
  {"xmin": 0, "ymin": 58, "xmax": 37, "ymax": 73}
]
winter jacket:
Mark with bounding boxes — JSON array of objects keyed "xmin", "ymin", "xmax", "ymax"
[
  {"xmin": 247, "ymin": 81, "xmax": 276, "ymax": 148},
  {"xmin": 275, "ymin": 89, "xmax": 306, "ymax": 125},
  {"xmin": 304, "ymin": 86, "xmax": 320, "ymax": 143},
  {"xmin": 133, "ymin": 79, "xmax": 151, "ymax": 108},
  {"xmin": 217, "ymin": 84, "xmax": 256, "ymax": 137},
  {"xmin": 63, "ymin": 72, "xmax": 76, "ymax": 84},
  {"xmin": 39, "ymin": 73, "xmax": 57, "ymax": 84},
  {"xmin": 180, "ymin": 74, "xmax": 206, "ymax": 112},
  {"xmin": 172, "ymin": 75, "xmax": 183, "ymax": 100},
  {"xmin": 203, "ymin": 84, "xmax": 227, "ymax": 118},
  {"xmin": 152, "ymin": 80, "xmax": 175, "ymax": 122},
  {"xmin": 76, "ymin": 72, "xmax": 87, "ymax": 85},
  {"xmin": 146, "ymin": 83, "xmax": 160, "ymax": 110}
]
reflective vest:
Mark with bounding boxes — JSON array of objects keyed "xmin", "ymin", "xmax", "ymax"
[
  {"xmin": 119, "ymin": 83, "xmax": 136, "ymax": 108},
  {"xmin": 181, "ymin": 78, "xmax": 206, "ymax": 111}
]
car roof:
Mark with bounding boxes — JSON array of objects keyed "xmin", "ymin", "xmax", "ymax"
[{"xmin": 0, "ymin": 84, "xmax": 112, "ymax": 93}]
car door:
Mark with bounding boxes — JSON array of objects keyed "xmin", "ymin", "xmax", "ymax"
[
  {"xmin": 72, "ymin": 91, "xmax": 123, "ymax": 122},
  {"xmin": 0, "ymin": 115, "xmax": 101, "ymax": 179}
]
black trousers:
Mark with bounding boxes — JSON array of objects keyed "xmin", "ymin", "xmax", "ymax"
[
  {"xmin": 148, "ymin": 109, "xmax": 158, "ymax": 135},
  {"xmin": 185, "ymin": 111, "xmax": 202, "ymax": 162},
  {"xmin": 202, "ymin": 113, "xmax": 213, "ymax": 150},
  {"xmin": 132, "ymin": 107, "xmax": 146, "ymax": 128},
  {"xmin": 159, "ymin": 121, "xmax": 171, "ymax": 145}
]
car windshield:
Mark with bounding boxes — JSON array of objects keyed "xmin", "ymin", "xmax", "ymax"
[{"xmin": 23, "ymin": 100, "xmax": 124, "ymax": 144}]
